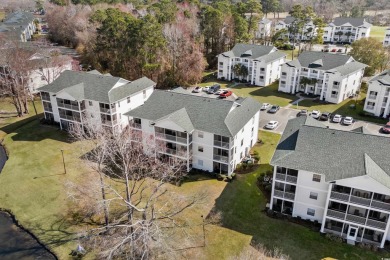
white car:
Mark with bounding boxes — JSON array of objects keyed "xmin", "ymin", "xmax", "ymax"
[
  {"xmin": 214, "ymin": 90, "xmax": 223, "ymax": 95},
  {"xmin": 332, "ymin": 114, "xmax": 342, "ymax": 123},
  {"xmin": 203, "ymin": 86, "xmax": 210, "ymax": 92},
  {"xmin": 261, "ymin": 103, "xmax": 271, "ymax": 110},
  {"xmin": 265, "ymin": 121, "xmax": 279, "ymax": 130},
  {"xmin": 343, "ymin": 116, "xmax": 354, "ymax": 125},
  {"xmin": 311, "ymin": 110, "xmax": 321, "ymax": 119},
  {"xmin": 193, "ymin": 86, "xmax": 203, "ymax": 93}
]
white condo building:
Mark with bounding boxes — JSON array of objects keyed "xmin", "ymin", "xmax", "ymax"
[
  {"xmin": 217, "ymin": 44, "xmax": 286, "ymax": 86},
  {"xmin": 256, "ymin": 18, "xmax": 272, "ymax": 39},
  {"xmin": 384, "ymin": 28, "xmax": 390, "ymax": 47},
  {"xmin": 0, "ymin": 11, "xmax": 36, "ymax": 42},
  {"xmin": 363, "ymin": 70, "xmax": 390, "ymax": 118},
  {"xmin": 278, "ymin": 51, "xmax": 367, "ymax": 104},
  {"xmin": 270, "ymin": 116, "xmax": 390, "ymax": 248},
  {"xmin": 323, "ymin": 17, "xmax": 372, "ymax": 43},
  {"xmin": 275, "ymin": 16, "xmax": 317, "ymax": 41},
  {"xmin": 38, "ymin": 70, "xmax": 155, "ymax": 131},
  {"xmin": 124, "ymin": 88, "xmax": 261, "ymax": 175}
]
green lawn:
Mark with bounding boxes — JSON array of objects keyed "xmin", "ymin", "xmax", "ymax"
[
  {"xmin": 196, "ymin": 77, "xmax": 298, "ymax": 107},
  {"xmin": 281, "ymin": 49, "xmax": 299, "ymax": 61},
  {"xmin": 297, "ymin": 93, "xmax": 387, "ymax": 125},
  {"xmin": 370, "ymin": 26, "xmax": 386, "ymax": 42},
  {"xmin": 211, "ymin": 130, "xmax": 390, "ymax": 260}
]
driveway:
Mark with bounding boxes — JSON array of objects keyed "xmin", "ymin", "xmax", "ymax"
[{"xmin": 259, "ymin": 107, "xmax": 388, "ymax": 136}]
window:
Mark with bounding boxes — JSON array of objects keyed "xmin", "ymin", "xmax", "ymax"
[
  {"xmin": 118, "ymin": 101, "xmax": 120, "ymax": 108},
  {"xmin": 219, "ymin": 62, "xmax": 223, "ymax": 65},
  {"xmin": 307, "ymin": 208, "xmax": 315, "ymax": 216},
  {"xmin": 89, "ymin": 101, "xmax": 92, "ymax": 106},
  {"xmin": 312, "ymin": 70, "xmax": 317, "ymax": 73},
  {"xmin": 127, "ymin": 97, "xmax": 130, "ymax": 103},
  {"xmin": 282, "ymin": 72, "xmax": 287, "ymax": 76},
  {"xmin": 235, "ymin": 58, "xmax": 240, "ymax": 61},
  {"xmin": 198, "ymin": 160, "xmax": 203, "ymax": 166},
  {"xmin": 260, "ymin": 76, "xmax": 264, "ymax": 80},
  {"xmin": 310, "ymin": 192, "xmax": 318, "ymax": 200},
  {"xmin": 241, "ymin": 139, "xmax": 243, "ymax": 146},
  {"xmin": 281, "ymin": 81, "xmax": 286, "ymax": 84},
  {"xmin": 219, "ymin": 70, "xmax": 223, "ymax": 73},
  {"xmin": 39, "ymin": 67, "xmax": 43, "ymax": 72},
  {"xmin": 198, "ymin": 146, "xmax": 204, "ymax": 152},
  {"xmin": 198, "ymin": 131, "xmax": 204, "ymax": 138},
  {"xmin": 260, "ymin": 68, "xmax": 265, "ymax": 71},
  {"xmin": 312, "ymin": 174, "xmax": 321, "ymax": 182},
  {"xmin": 244, "ymin": 59, "xmax": 248, "ymax": 62}
]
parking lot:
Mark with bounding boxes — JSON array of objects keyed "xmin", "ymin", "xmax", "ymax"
[
  {"xmin": 259, "ymin": 107, "xmax": 388, "ymax": 136},
  {"xmin": 186, "ymin": 86, "xmax": 237, "ymax": 101}
]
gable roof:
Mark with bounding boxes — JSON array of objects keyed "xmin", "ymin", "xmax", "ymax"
[
  {"xmin": 220, "ymin": 44, "xmax": 285, "ymax": 61},
  {"xmin": 271, "ymin": 117, "xmax": 390, "ymax": 182},
  {"xmin": 124, "ymin": 90, "xmax": 261, "ymax": 137},
  {"xmin": 369, "ymin": 70, "xmax": 390, "ymax": 86},
  {"xmin": 331, "ymin": 17, "xmax": 371, "ymax": 27},
  {"xmin": 285, "ymin": 51, "xmax": 366, "ymax": 74},
  {"xmin": 38, "ymin": 70, "xmax": 155, "ymax": 104},
  {"xmin": 0, "ymin": 11, "xmax": 35, "ymax": 41}
]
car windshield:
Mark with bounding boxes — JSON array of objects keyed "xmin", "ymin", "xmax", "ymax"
[
  {"xmin": 271, "ymin": 106, "xmax": 277, "ymax": 109},
  {"xmin": 385, "ymin": 125, "xmax": 390, "ymax": 129}
]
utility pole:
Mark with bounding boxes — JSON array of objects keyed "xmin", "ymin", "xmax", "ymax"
[{"xmin": 61, "ymin": 149, "xmax": 66, "ymax": 174}]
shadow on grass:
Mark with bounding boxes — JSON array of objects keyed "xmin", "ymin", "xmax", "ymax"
[{"xmin": 0, "ymin": 115, "xmax": 72, "ymax": 143}]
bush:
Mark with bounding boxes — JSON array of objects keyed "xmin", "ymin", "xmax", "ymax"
[{"xmin": 264, "ymin": 184, "xmax": 272, "ymax": 192}]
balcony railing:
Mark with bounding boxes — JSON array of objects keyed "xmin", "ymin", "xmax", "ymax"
[
  {"xmin": 156, "ymin": 133, "xmax": 187, "ymax": 144},
  {"xmin": 371, "ymin": 200, "xmax": 390, "ymax": 212},
  {"xmin": 157, "ymin": 147, "xmax": 187, "ymax": 157},
  {"xmin": 100, "ymin": 106, "xmax": 116, "ymax": 114},
  {"xmin": 330, "ymin": 94, "xmax": 338, "ymax": 99},
  {"xmin": 382, "ymin": 102, "xmax": 387, "ymax": 107},
  {"xmin": 284, "ymin": 192, "xmax": 295, "ymax": 200},
  {"xmin": 327, "ymin": 209, "xmax": 346, "ymax": 220},
  {"xmin": 385, "ymin": 91, "xmax": 389, "ymax": 97},
  {"xmin": 366, "ymin": 219, "xmax": 387, "ymax": 230},
  {"xmin": 330, "ymin": 191, "xmax": 350, "ymax": 202},
  {"xmin": 213, "ymin": 155, "xmax": 229, "ymax": 163},
  {"xmin": 368, "ymin": 95, "xmax": 377, "ymax": 100},
  {"xmin": 213, "ymin": 140, "xmax": 231, "ymax": 149},
  {"xmin": 59, "ymin": 114, "xmax": 81, "ymax": 122},
  {"xmin": 274, "ymin": 190, "xmax": 284, "ymax": 198},
  {"xmin": 102, "ymin": 119, "xmax": 118, "ymax": 126},
  {"xmin": 346, "ymin": 214, "xmax": 366, "ymax": 225},
  {"xmin": 366, "ymin": 105, "xmax": 375, "ymax": 110},
  {"xmin": 350, "ymin": 195, "xmax": 371, "ymax": 206},
  {"xmin": 275, "ymin": 173, "xmax": 297, "ymax": 184},
  {"xmin": 58, "ymin": 103, "xmax": 80, "ymax": 111},
  {"xmin": 129, "ymin": 122, "xmax": 141, "ymax": 129}
]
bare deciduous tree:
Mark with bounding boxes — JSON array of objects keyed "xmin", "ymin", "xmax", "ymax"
[{"xmin": 68, "ymin": 120, "xmax": 207, "ymax": 259}]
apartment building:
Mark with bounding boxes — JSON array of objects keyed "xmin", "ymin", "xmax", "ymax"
[
  {"xmin": 323, "ymin": 17, "xmax": 372, "ymax": 43},
  {"xmin": 0, "ymin": 11, "xmax": 36, "ymax": 42},
  {"xmin": 217, "ymin": 44, "xmax": 286, "ymax": 86},
  {"xmin": 274, "ymin": 16, "xmax": 317, "ymax": 41},
  {"xmin": 278, "ymin": 51, "xmax": 367, "ymax": 104},
  {"xmin": 256, "ymin": 18, "xmax": 272, "ymax": 39},
  {"xmin": 363, "ymin": 70, "xmax": 390, "ymax": 118},
  {"xmin": 38, "ymin": 70, "xmax": 155, "ymax": 131},
  {"xmin": 270, "ymin": 116, "xmax": 390, "ymax": 248},
  {"xmin": 384, "ymin": 28, "xmax": 390, "ymax": 47},
  {"xmin": 124, "ymin": 89, "xmax": 261, "ymax": 174}
]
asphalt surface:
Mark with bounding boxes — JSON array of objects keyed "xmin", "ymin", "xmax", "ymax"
[{"xmin": 259, "ymin": 107, "xmax": 388, "ymax": 137}]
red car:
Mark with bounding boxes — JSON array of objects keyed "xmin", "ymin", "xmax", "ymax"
[
  {"xmin": 381, "ymin": 122, "xmax": 390, "ymax": 134},
  {"xmin": 220, "ymin": 90, "xmax": 232, "ymax": 98}
]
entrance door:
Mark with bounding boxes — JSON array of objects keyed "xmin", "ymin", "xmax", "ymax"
[{"xmin": 347, "ymin": 226, "xmax": 358, "ymax": 241}]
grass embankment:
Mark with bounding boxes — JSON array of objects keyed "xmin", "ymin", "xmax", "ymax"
[{"xmin": 370, "ymin": 26, "xmax": 386, "ymax": 42}]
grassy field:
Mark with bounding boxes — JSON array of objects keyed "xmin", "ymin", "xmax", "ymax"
[
  {"xmin": 197, "ymin": 78, "xmax": 298, "ymax": 107},
  {"xmin": 297, "ymin": 93, "xmax": 388, "ymax": 125},
  {"xmin": 370, "ymin": 26, "xmax": 386, "ymax": 42},
  {"xmin": 0, "ymin": 11, "xmax": 5, "ymax": 20}
]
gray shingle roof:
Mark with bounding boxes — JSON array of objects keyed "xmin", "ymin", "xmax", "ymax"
[
  {"xmin": 155, "ymin": 108, "xmax": 194, "ymax": 133},
  {"xmin": 369, "ymin": 70, "xmax": 390, "ymax": 86},
  {"xmin": 271, "ymin": 117, "xmax": 390, "ymax": 182},
  {"xmin": 285, "ymin": 51, "xmax": 366, "ymax": 74},
  {"xmin": 0, "ymin": 11, "xmax": 35, "ymax": 41},
  {"xmin": 38, "ymin": 70, "xmax": 155, "ymax": 104},
  {"xmin": 331, "ymin": 17, "xmax": 371, "ymax": 28},
  {"xmin": 124, "ymin": 90, "xmax": 261, "ymax": 137},
  {"xmin": 221, "ymin": 44, "xmax": 284, "ymax": 61}
]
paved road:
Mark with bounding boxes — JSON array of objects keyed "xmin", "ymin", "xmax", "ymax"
[{"xmin": 259, "ymin": 107, "xmax": 388, "ymax": 136}]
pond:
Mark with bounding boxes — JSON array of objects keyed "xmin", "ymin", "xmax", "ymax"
[{"xmin": 0, "ymin": 211, "xmax": 56, "ymax": 260}]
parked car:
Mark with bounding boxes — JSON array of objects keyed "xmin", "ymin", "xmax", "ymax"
[
  {"xmin": 203, "ymin": 86, "xmax": 210, "ymax": 92},
  {"xmin": 343, "ymin": 116, "xmax": 354, "ymax": 125},
  {"xmin": 214, "ymin": 89, "xmax": 223, "ymax": 95},
  {"xmin": 319, "ymin": 112, "xmax": 331, "ymax": 121},
  {"xmin": 332, "ymin": 114, "xmax": 342, "ymax": 123},
  {"xmin": 192, "ymin": 86, "xmax": 203, "ymax": 93},
  {"xmin": 297, "ymin": 109, "xmax": 308, "ymax": 117},
  {"xmin": 331, "ymin": 49, "xmax": 337, "ymax": 52},
  {"xmin": 337, "ymin": 49, "xmax": 343, "ymax": 53},
  {"xmin": 268, "ymin": 105, "xmax": 280, "ymax": 113},
  {"xmin": 311, "ymin": 110, "xmax": 321, "ymax": 119},
  {"xmin": 261, "ymin": 103, "xmax": 271, "ymax": 110},
  {"xmin": 220, "ymin": 90, "xmax": 233, "ymax": 98},
  {"xmin": 381, "ymin": 122, "xmax": 390, "ymax": 134},
  {"xmin": 264, "ymin": 121, "xmax": 279, "ymax": 130},
  {"xmin": 207, "ymin": 84, "xmax": 221, "ymax": 94}
]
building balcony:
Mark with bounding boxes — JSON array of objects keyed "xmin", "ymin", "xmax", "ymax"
[
  {"xmin": 58, "ymin": 102, "xmax": 80, "ymax": 111},
  {"xmin": 346, "ymin": 214, "xmax": 366, "ymax": 225},
  {"xmin": 129, "ymin": 121, "xmax": 141, "ymax": 129},
  {"xmin": 330, "ymin": 191, "xmax": 350, "ymax": 202},
  {"xmin": 366, "ymin": 218, "xmax": 387, "ymax": 230},
  {"xmin": 275, "ymin": 173, "xmax": 297, "ymax": 184},
  {"xmin": 156, "ymin": 132, "xmax": 187, "ymax": 144},
  {"xmin": 327, "ymin": 209, "xmax": 346, "ymax": 220},
  {"xmin": 371, "ymin": 200, "xmax": 390, "ymax": 212},
  {"xmin": 350, "ymin": 195, "xmax": 371, "ymax": 207},
  {"xmin": 213, "ymin": 154, "xmax": 229, "ymax": 163},
  {"xmin": 99, "ymin": 106, "xmax": 116, "ymax": 114},
  {"xmin": 382, "ymin": 102, "xmax": 387, "ymax": 107},
  {"xmin": 368, "ymin": 95, "xmax": 377, "ymax": 100},
  {"xmin": 274, "ymin": 188, "xmax": 295, "ymax": 201},
  {"xmin": 365, "ymin": 105, "xmax": 375, "ymax": 111},
  {"xmin": 102, "ymin": 119, "xmax": 118, "ymax": 126},
  {"xmin": 213, "ymin": 140, "xmax": 232, "ymax": 149},
  {"xmin": 59, "ymin": 114, "xmax": 81, "ymax": 122},
  {"xmin": 330, "ymin": 94, "xmax": 338, "ymax": 99}
]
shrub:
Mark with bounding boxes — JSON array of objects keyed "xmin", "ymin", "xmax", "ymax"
[{"xmin": 264, "ymin": 184, "xmax": 272, "ymax": 192}]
